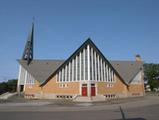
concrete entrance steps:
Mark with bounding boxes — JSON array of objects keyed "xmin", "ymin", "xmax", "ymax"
[
  {"xmin": 92, "ymin": 95, "xmax": 105, "ymax": 101},
  {"xmin": 75, "ymin": 96, "xmax": 92, "ymax": 102},
  {"xmin": 74, "ymin": 95, "xmax": 105, "ymax": 102}
]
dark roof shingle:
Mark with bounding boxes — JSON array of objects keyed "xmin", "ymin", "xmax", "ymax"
[
  {"xmin": 18, "ymin": 60, "xmax": 64, "ymax": 84},
  {"xmin": 110, "ymin": 61, "xmax": 143, "ymax": 84},
  {"xmin": 18, "ymin": 59, "xmax": 143, "ymax": 85}
]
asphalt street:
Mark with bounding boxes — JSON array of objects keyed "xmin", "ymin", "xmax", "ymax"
[
  {"xmin": 0, "ymin": 104, "xmax": 159, "ymax": 120},
  {"xmin": 0, "ymin": 95, "xmax": 159, "ymax": 120}
]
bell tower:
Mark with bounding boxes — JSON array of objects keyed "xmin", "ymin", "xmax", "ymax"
[{"xmin": 22, "ymin": 22, "xmax": 34, "ymax": 65}]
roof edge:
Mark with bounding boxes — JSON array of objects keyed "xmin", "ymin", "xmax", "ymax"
[{"xmin": 40, "ymin": 38, "xmax": 128, "ymax": 87}]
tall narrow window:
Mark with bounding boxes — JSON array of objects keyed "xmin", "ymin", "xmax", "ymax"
[
  {"xmin": 74, "ymin": 58, "xmax": 76, "ymax": 81},
  {"xmin": 77, "ymin": 54, "xmax": 80, "ymax": 80},
  {"xmin": 100, "ymin": 58, "xmax": 103, "ymax": 81},
  {"xmin": 72, "ymin": 59, "xmax": 74, "ymax": 81},
  {"xmin": 91, "ymin": 47, "xmax": 94, "ymax": 81},
  {"xmin": 79, "ymin": 52, "xmax": 82, "ymax": 81},
  {"xmin": 70, "ymin": 61, "xmax": 72, "ymax": 81},
  {"xmin": 83, "ymin": 48, "xmax": 85, "ymax": 80},
  {"xmin": 90, "ymin": 47, "xmax": 92, "ymax": 80},
  {"xmin": 94, "ymin": 51, "xmax": 97, "ymax": 81},
  {"xmin": 81, "ymin": 50, "xmax": 84, "ymax": 80}
]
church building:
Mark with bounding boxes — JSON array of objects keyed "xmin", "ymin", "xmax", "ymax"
[{"xmin": 17, "ymin": 23, "xmax": 145, "ymax": 101}]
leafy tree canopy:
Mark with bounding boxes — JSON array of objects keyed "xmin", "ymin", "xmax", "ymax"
[
  {"xmin": 0, "ymin": 79, "xmax": 17, "ymax": 95},
  {"xmin": 144, "ymin": 63, "xmax": 159, "ymax": 91}
]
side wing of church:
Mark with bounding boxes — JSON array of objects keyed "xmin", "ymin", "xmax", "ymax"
[{"xmin": 17, "ymin": 24, "xmax": 145, "ymax": 101}]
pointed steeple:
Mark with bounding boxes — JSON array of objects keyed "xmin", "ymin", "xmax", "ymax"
[{"xmin": 22, "ymin": 22, "xmax": 34, "ymax": 65}]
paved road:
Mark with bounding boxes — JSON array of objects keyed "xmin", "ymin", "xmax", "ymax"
[
  {"xmin": 0, "ymin": 104, "xmax": 159, "ymax": 120},
  {"xmin": 0, "ymin": 95, "xmax": 159, "ymax": 120}
]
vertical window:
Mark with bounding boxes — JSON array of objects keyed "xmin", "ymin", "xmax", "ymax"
[
  {"xmin": 106, "ymin": 65, "xmax": 109, "ymax": 82},
  {"xmin": 100, "ymin": 58, "xmax": 103, "ymax": 81},
  {"xmin": 77, "ymin": 54, "xmax": 80, "ymax": 80},
  {"xmin": 96, "ymin": 53, "xmax": 98, "ymax": 81},
  {"xmin": 57, "ymin": 73, "xmax": 59, "ymax": 82},
  {"xmin": 94, "ymin": 51, "xmax": 97, "ymax": 81},
  {"xmin": 72, "ymin": 59, "xmax": 74, "ymax": 81},
  {"xmin": 68, "ymin": 62, "xmax": 70, "ymax": 82},
  {"xmin": 65, "ymin": 66, "xmax": 67, "ymax": 82},
  {"xmin": 97, "ymin": 55, "xmax": 100, "ymax": 81},
  {"xmin": 81, "ymin": 50, "xmax": 84, "ymax": 80},
  {"xmin": 79, "ymin": 52, "xmax": 82, "ymax": 81},
  {"xmin": 63, "ymin": 68, "xmax": 65, "ymax": 82},
  {"xmin": 90, "ymin": 47, "xmax": 92, "ymax": 80},
  {"xmin": 85, "ymin": 47, "xmax": 88, "ymax": 80},
  {"xmin": 74, "ymin": 58, "xmax": 76, "ymax": 81},
  {"xmin": 91, "ymin": 48, "xmax": 94, "ymax": 81},
  {"xmin": 59, "ymin": 70, "xmax": 62, "ymax": 82},
  {"xmin": 67, "ymin": 64, "xmax": 69, "ymax": 81},
  {"xmin": 103, "ymin": 62, "xmax": 106, "ymax": 82},
  {"xmin": 83, "ymin": 48, "xmax": 85, "ymax": 80},
  {"xmin": 70, "ymin": 61, "xmax": 72, "ymax": 81}
]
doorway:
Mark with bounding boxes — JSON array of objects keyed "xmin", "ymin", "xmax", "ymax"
[
  {"xmin": 91, "ymin": 83, "xmax": 96, "ymax": 96},
  {"xmin": 82, "ymin": 84, "xmax": 87, "ymax": 96}
]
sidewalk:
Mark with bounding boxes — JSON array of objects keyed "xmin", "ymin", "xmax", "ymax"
[{"xmin": 0, "ymin": 95, "xmax": 159, "ymax": 112}]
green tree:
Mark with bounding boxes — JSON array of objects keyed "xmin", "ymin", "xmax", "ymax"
[
  {"xmin": 0, "ymin": 82, "xmax": 8, "ymax": 94},
  {"xmin": 0, "ymin": 79, "xmax": 17, "ymax": 95},
  {"xmin": 144, "ymin": 64, "xmax": 159, "ymax": 91},
  {"xmin": 7, "ymin": 79, "xmax": 17, "ymax": 92}
]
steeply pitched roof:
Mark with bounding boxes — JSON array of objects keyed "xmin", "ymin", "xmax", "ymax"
[
  {"xmin": 18, "ymin": 39, "xmax": 143, "ymax": 86},
  {"xmin": 110, "ymin": 61, "xmax": 143, "ymax": 84},
  {"xmin": 18, "ymin": 59, "xmax": 143, "ymax": 85},
  {"xmin": 41, "ymin": 38, "xmax": 128, "ymax": 86},
  {"xmin": 18, "ymin": 60, "xmax": 64, "ymax": 84}
]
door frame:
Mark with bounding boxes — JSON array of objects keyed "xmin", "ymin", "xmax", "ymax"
[{"xmin": 82, "ymin": 84, "xmax": 87, "ymax": 96}]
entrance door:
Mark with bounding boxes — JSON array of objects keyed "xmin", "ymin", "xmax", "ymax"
[
  {"xmin": 82, "ymin": 84, "xmax": 87, "ymax": 96},
  {"xmin": 91, "ymin": 84, "xmax": 96, "ymax": 96},
  {"xmin": 20, "ymin": 85, "xmax": 24, "ymax": 92}
]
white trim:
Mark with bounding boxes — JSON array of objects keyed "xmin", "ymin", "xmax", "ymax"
[
  {"xmin": 76, "ymin": 55, "xmax": 78, "ymax": 81},
  {"xmin": 87, "ymin": 45, "xmax": 90, "ymax": 81},
  {"xmin": 106, "ymin": 65, "xmax": 108, "ymax": 82},
  {"xmin": 68, "ymin": 62, "xmax": 70, "ymax": 82},
  {"xmin": 65, "ymin": 65, "xmax": 67, "ymax": 82},
  {"xmin": 17, "ymin": 65, "xmax": 22, "ymax": 86},
  {"xmin": 109, "ymin": 68, "xmax": 111, "ymax": 82},
  {"xmin": 91, "ymin": 47, "xmax": 94, "ymax": 80},
  {"xmin": 83, "ymin": 48, "xmax": 85, "ymax": 80},
  {"xmin": 94, "ymin": 51, "xmax": 97, "ymax": 81},
  {"xmin": 79, "ymin": 82, "xmax": 82, "ymax": 95},
  {"xmin": 72, "ymin": 59, "xmax": 74, "ymax": 81},
  {"xmin": 111, "ymin": 71, "xmax": 114, "ymax": 82},
  {"xmin": 17, "ymin": 65, "xmax": 22, "ymax": 93},
  {"xmin": 79, "ymin": 52, "xmax": 82, "ymax": 81},
  {"xmin": 103, "ymin": 62, "xmax": 106, "ymax": 82},
  {"xmin": 95, "ymin": 83, "xmax": 98, "ymax": 95},
  {"xmin": 97, "ymin": 55, "xmax": 100, "ymax": 81},
  {"xmin": 24, "ymin": 70, "xmax": 28, "ymax": 91},
  {"xmin": 100, "ymin": 58, "xmax": 103, "ymax": 81},
  {"xmin": 62, "ymin": 68, "xmax": 64, "ymax": 82}
]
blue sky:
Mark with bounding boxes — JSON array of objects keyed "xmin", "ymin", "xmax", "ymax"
[{"xmin": 0, "ymin": 0, "xmax": 159, "ymax": 81}]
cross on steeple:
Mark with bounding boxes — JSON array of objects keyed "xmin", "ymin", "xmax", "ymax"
[{"xmin": 22, "ymin": 22, "xmax": 34, "ymax": 65}]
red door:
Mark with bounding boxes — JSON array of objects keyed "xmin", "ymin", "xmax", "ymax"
[
  {"xmin": 91, "ymin": 87, "xmax": 96, "ymax": 96},
  {"xmin": 82, "ymin": 87, "xmax": 87, "ymax": 96}
]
